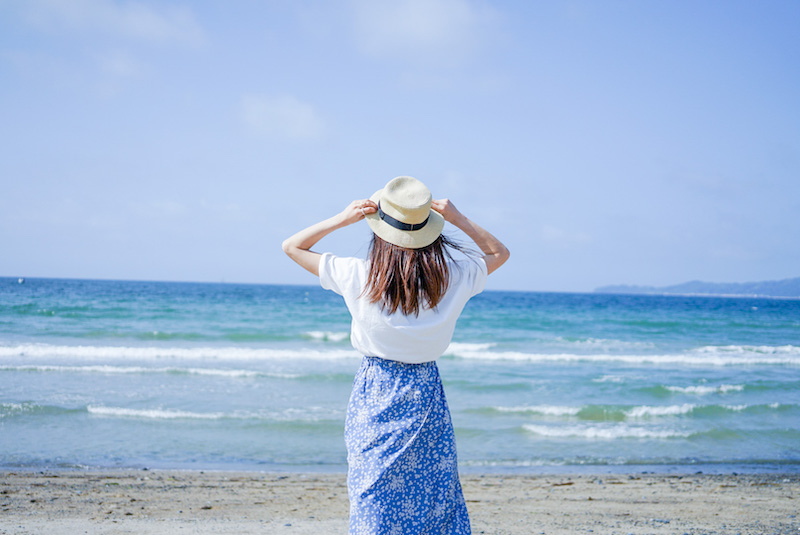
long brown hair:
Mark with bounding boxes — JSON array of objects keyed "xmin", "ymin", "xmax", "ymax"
[{"xmin": 363, "ymin": 234, "xmax": 472, "ymax": 316}]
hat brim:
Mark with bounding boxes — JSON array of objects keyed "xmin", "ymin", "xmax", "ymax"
[{"xmin": 365, "ymin": 188, "xmax": 445, "ymax": 249}]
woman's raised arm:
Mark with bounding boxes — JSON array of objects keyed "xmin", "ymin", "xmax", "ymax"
[
  {"xmin": 430, "ymin": 199, "xmax": 510, "ymax": 275},
  {"xmin": 281, "ymin": 199, "xmax": 377, "ymax": 276}
]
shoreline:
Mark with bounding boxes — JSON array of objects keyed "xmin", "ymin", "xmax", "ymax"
[
  {"xmin": 2, "ymin": 469, "xmax": 797, "ymax": 534},
  {"xmin": 3, "ymin": 459, "xmax": 796, "ymax": 476}
]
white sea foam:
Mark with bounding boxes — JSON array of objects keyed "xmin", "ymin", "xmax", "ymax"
[
  {"xmin": 0, "ymin": 364, "xmax": 299, "ymax": 379},
  {"xmin": 444, "ymin": 342, "xmax": 496, "ymax": 354},
  {"xmin": 0, "ymin": 344, "xmax": 361, "ymax": 361},
  {"xmin": 462, "ymin": 459, "xmax": 562, "ymax": 468},
  {"xmin": 523, "ymin": 424, "xmax": 690, "ymax": 440},
  {"xmin": 722, "ymin": 404, "xmax": 749, "ymax": 412},
  {"xmin": 694, "ymin": 344, "xmax": 800, "ymax": 355},
  {"xmin": 87, "ymin": 405, "xmax": 342, "ymax": 421},
  {"xmin": 3, "ymin": 342, "xmax": 798, "ymax": 366},
  {"xmin": 88, "ymin": 406, "xmax": 227, "ymax": 420},
  {"xmin": 495, "ymin": 405, "xmax": 582, "ymax": 416},
  {"xmin": 553, "ymin": 337, "xmax": 655, "ymax": 351},
  {"xmin": 0, "ymin": 402, "xmax": 36, "ymax": 417},
  {"xmin": 446, "ymin": 346, "xmax": 800, "ymax": 366},
  {"xmin": 666, "ymin": 384, "xmax": 744, "ymax": 395},
  {"xmin": 494, "ymin": 403, "xmax": 776, "ymax": 420},
  {"xmin": 625, "ymin": 404, "xmax": 696, "ymax": 418},
  {"xmin": 593, "ymin": 375, "xmax": 626, "ymax": 383},
  {"xmin": 305, "ymin": 331, "xmax": 350, "ymax": 342}
]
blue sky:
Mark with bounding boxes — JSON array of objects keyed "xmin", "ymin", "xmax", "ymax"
[{"xmin": 1, "ymin": 0, "xmax": 798, "ymax": 292}]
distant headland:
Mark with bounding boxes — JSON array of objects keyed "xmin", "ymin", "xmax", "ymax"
[{"xmin": 595, "ymin": 277, "xmax": 800, "ymax": 298}]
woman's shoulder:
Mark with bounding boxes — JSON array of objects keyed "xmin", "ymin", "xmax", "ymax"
[
  {"xmin": 450, "ymin": 256, "xmax": 488, "ymax": 275},
  {"xmin": 448, "ymin": 257, "xmax": 488, "ymax": 296},
  {"xmin": 322, "ymin": 252, "xmax": 366, "ymax": 266},
  {"xmin": 319, "ymin": 253, "xmax": 367, "ymax": 293}
]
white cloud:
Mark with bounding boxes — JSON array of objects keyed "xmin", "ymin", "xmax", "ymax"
[
  {"xmin": 22, "ymin": 0, "xmax": 204, "ymax": 46},
  {"xmin": 350, "ymin": 0, "xmax": 494, "ymax": 63},
  {"xmin": 97, "ymin": 49, "xmax": 145, "ymax": 77},
  {"xmin": 240, "ymin": 94, "xmax": 325, "ymax": 141}
]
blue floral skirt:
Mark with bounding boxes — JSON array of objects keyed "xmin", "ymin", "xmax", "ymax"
[{"xmin": 345, "ymin": 356, "xmax": 471, "ymax": 535}]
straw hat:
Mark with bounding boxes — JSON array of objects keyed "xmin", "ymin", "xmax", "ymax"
[{"xmin": 365, "ymin": 176, "xmax": 444, "ymax": 249}]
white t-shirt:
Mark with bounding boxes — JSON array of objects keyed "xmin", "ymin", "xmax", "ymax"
[{"xmin": 319, "ymin": 253, "xmax": 488, "ymax": 363}]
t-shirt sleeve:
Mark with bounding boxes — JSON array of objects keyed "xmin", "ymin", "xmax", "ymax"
[
  {"xmin": 469, "ymin": 257, "xmax": 489, "ymax": 297},
  {"xmin": 455, "ymin": 257, "xmax": 488, "ymax": 298},
  {"xmin": 318, "ymin": 253, "xmax": 342, "ymax": 294},
  {"xmin": 319, "ymin": 253, "xmax": 362, "ymax": 296}
]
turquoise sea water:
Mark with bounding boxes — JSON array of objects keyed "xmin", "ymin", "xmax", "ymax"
[{"xmin": 1, "ymin": 277, "xmax": 799, "ymax": 473}]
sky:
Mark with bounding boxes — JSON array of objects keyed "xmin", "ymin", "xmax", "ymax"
[{"xmin": 1, "ymin": 0, "xmax": 798, "ymax": 292}]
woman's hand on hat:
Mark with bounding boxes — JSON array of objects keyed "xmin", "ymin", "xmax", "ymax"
[
  {"xmin": 432, "ymin": 197, "xmax": 509, "ymax": 274},
  {"xmin": 341, "ymin": 199, "xmax": 378, "ymax": 226},
  {"xmin": 431, "ymin": 199, "xmax": 465, "ymax": 225}
]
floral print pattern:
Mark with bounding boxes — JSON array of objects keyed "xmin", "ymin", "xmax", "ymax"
[{"xmin": 345, "ymin": 356, "xmax": 471, "ymax": 535}]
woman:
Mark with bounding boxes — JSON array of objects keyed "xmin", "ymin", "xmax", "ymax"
[{"xmin": 282, "ymin": 176, "xmax": 509, "ymax": 534}]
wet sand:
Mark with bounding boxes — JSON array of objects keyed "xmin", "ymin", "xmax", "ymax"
[{"xmin": 1, "ymin": 470, "xmax": 797, "ymax": 534}]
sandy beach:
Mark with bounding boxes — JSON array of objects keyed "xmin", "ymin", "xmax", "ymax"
[{"xmin": 1, "ymin": 470, "xmax": 797, "ymax": 534}]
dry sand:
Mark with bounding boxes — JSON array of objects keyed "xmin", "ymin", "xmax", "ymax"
[{"xmin": 1, "ymin": 470, "xmax": 797, "ymax": 534}]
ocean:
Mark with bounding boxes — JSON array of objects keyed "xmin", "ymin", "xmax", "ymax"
[{"xmin": 1, "ymin": 276, "xmax": 799, "ymax": 473}]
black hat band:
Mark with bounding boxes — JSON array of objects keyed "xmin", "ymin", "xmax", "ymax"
[{"xmin": 377, "ymin": 202, "xmax": 430, "ymax": 232}]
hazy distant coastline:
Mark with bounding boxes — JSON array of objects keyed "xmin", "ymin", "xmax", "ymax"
[{"xmin": 595, "ymin": 277, "xmax": 800, "ymax": 298}]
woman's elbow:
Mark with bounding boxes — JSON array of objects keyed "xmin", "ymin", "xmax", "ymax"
[
  {"xmin": 501, "ymin": 246, "xmax": 510, "ymax": 263},
  {"xmin": 281, "ymin": 239, "xmax": 295, "ymax": 257},
  {"xmin": 496, "ymin": 246, "xmax": 510, "ymax": 269},
  {"xmin": 485, "ymin": 247, "xmax": 510, "ymax": 275}
]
